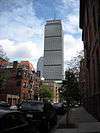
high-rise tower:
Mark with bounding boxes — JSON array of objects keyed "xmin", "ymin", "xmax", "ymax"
[
  {"xmin": 43, "ymin": 20, "xmax": 64, "ymax": 81},
  {"xmin": 37, "ymin": 57, "xmax": 44, "ymax": 77}
]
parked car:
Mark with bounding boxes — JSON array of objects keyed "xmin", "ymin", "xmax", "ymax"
[
  {"xmin": 10, "ymin": 105, "xmax": 18, "ymax": 110},
  {"xmin": 0, "ymin": 101, "xmax": 10, "ymax": 110},
  {"xmin": 53, "ymin": 102, "xmax": 67, "ymax": 115},
  {"xmin": 18, "ymin": 100, "xmax": 57, "ymax": 132},
  {"xmin": 0, "ymin": 109, "xmax": 37, "ymax": 133}
]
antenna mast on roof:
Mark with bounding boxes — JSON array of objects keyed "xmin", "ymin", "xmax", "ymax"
[{"xmin": 54, "ymin": 10, "xmax": 56, "ymax": 20}]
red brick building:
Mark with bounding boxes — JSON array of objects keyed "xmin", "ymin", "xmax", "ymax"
[
  {"xmin": 79, "ymin": 59, "xmax": 89, "ymax": 104},
  {"xmin": 80, "ymin": 0, "xmax": 100, "ymax": 119},
  {"xmin": 0, "ymin": 60, "xmax": 41, "ymax": 105},
  {"xmin": 19, "ymin": 61, "xmax": 34, "ymax": 71}
]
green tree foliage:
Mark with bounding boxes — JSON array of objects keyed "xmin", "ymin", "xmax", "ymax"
[
  {"xmin": 0, "ymin": 69, "xmax": 11, "ymax": 88},
  {"xmin": 61, "ymin": 70, "xmax": 80, "ymax": 105},
  {"xmin": 39, "ymin": 84, "xmax": 53, "ymax": 100},
  {"xmin": 0, "ymin": 45, "xmax": 9, "ymax": 88},
  {"xmin": 61, "ymin": 69, "xmax": 80, "ymax": 125},
  {"xmin": 66, "ymin": 50, "xmax": 84, "ymax": 70},
  {"xmin": 0, "ymin": 45, "xmax": 9, "ymax": 61}
]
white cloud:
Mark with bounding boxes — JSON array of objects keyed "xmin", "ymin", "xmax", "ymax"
[
  {"xmin": 15, "ymin": 41, "xmax": 43, "ymax": 58},
  {"xmin": 0, "ymin": 1, "xmax": 44, "ymax": 42},
  {"xmin": 64, "ymin": 34, "xmax": 83, "ymax": 62},
  {"xmin": 0, "ymin": 39, "xmax": 43, "ymax": 69},
  {"xmin": 0, "ymin": 0, "xmax": 83, "ymax": 70},
  {"xmin": 0, "ymin": 39, "xmax": 16, "ymax": 56},
  {"xmin": 63, "ymin": 14, "xmax": 80, "ymax": 34},
  {"xmin": 62, "ymin": 0, "xmax": 79, "ymax": 12},
  {"xmin": 56, "ymin": 0, "xmax": 80, "ymax": 35}
]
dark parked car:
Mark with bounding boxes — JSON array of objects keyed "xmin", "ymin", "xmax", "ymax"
[
  {"xmin": 0, "ymin": 109, "xmax": 36, "ymax": 133},
  {"xmin": 18, "ymin": 100, "xmax": 57, "ymax": 132},
  {"xmin": 0, "ymin": 101, "xmax": 10, "ymax": 110},
  {"xmin": 53, "ymin": 102, "xmax": 67, "ymax": 115}
]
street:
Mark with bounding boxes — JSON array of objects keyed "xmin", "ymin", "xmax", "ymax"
[
  {"xmin": 35, "ymin": 114, "xmax": 65, "ymax": 133},
  {"xmin": 50, "ymin": 115, "xmax": 63, "ymax": 133}
]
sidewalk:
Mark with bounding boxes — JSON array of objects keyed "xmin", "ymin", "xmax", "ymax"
[
  {"xmin": 53, "ymin": 106, "xmax": 100, "ymax": 133},
  {"xmin": 69, "ymin": 107, "xmax": 97, "ymax": 125}
]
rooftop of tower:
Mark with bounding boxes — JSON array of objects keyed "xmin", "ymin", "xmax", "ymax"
[{"xmin": 46, "ymin": 19, "xmax": 61, "ymax": 25}]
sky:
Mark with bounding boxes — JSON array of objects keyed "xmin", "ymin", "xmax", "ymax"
[{"xmin": 0, "ymin": 0, "xmax": 83, "ymax": 70}]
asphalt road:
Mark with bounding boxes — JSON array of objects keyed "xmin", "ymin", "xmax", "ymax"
[
  {"xmin": 50, "ymin": 115, "xmax": 65, "ymax": 133},
  {"xmin": 35, "ymin": 114, "xmax": 65, "ymax": 133}
]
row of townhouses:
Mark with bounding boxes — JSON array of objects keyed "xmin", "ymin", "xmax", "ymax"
[
  {"xmin": 0, "ymin": 59, "xmax": 60, "ymax": 105},
  {"xmin": 0, "ymin": 60, "xmax": 41, "ymax": 105}
]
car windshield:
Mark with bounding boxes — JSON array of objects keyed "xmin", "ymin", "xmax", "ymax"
[
  {"xmin": 20, "ymin": 101, "xmax": 44, "ymax": 111},
  {"xmin": 53, "ymin": 103, "xmax": 62, "ymax": 107}
]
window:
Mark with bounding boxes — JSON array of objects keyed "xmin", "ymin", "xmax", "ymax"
[
  {"xmin": 17, "ymin": 71, "xmax": 22, "ymax": 78},
  {"xmin": 30, "ymin": 76, "xmax": 33, "ymax": 80},
  {"xmin": 23, "ymin": 82, "xmax": 26, "ymax": 88},
  {"xmin": 16, "ymin": 81, "xmax": 21, "ymax": 86},
  {"xmin": 24, "ymin": 72, "xmax": 27, "ymax": 77},
  {"xmin": 28, "ymin": 83, "xmax": 32, "ymax": 89}
]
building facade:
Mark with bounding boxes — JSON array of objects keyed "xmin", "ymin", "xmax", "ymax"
[
  {"xmin": 37, "ymin": 57, "xmax": 44, "ymax": 78},
  {"xmin": 80, "ymin": 0, "xmax": 100, "ymax": 119},
  {"xmin": 79, "ymin": 59, "xmax": 89, "ymax": 104},
  {"xmin": 0, "ymin": 60, "xmax": 41, "ymax": 105},
  {"xmin": 42, "ymin": 81, "xmax": 60, "ymax": 103},
  {"xmin": 43, "ymin": 20, "xmax": 64, "ymax": 81}
]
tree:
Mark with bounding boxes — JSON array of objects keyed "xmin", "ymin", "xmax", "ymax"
[
  {"xmin": 0, "ymin": 45, "xmax": 9, "ymax": 89},
  {"xmin": 0, "ymin": 45, "xmax": 8, "ymax": 61},
  {"xmin": 39, "ymin": 84, "xmax": 53, "ymax": 100},
  {"xmin": 66, "ymin": 50, "xmax": 84, "ymax": 70},
  {"xmin": 0, "ymin": 69, "xmax": 11, "ymax": 89},
  {"xmin": 61, "ymin": 69, "xmax": 80, "ymax": 125}
]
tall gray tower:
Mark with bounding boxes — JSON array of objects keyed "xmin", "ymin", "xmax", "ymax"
[
  {"xmin": 43, "ymin": 20, "xmax": 64, "ymax": 81},
  {"xmin": 37, "ymin": 57, "xmax": 44, "ymax": 77}
]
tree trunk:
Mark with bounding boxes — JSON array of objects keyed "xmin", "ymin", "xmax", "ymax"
[{"xmin": 66, "ymin": 109, "xmax": 70, "ymax": 126}]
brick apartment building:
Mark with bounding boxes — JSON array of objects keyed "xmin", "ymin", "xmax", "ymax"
[
  {"xmin": 42, "ymin": 81, "xmax": 60, "ymax": 103},
  {"xmin": 80, "ymin": 0, "xmax": 100, "ymax": 119},
  {"xmin": 0, "ymin": 60, "xmax": 41, "ymax": 105}
]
